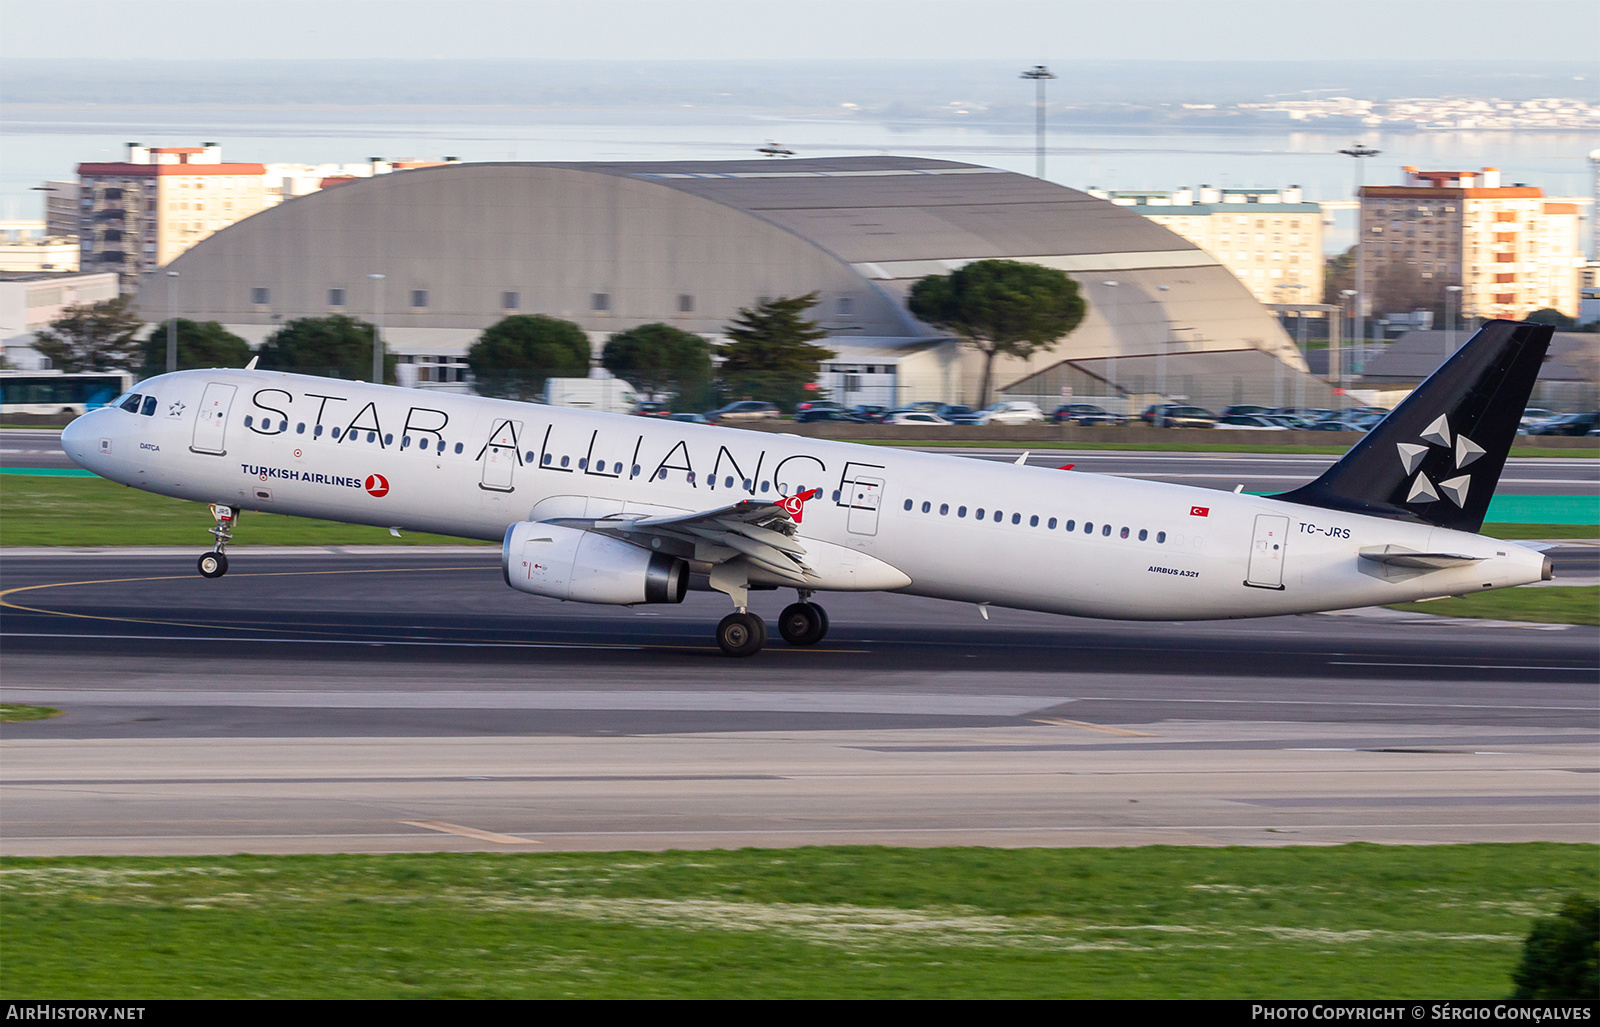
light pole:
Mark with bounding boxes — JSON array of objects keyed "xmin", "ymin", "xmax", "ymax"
[
  {"xmin": 1280, "ymin": 282, "xmax": 1309, "ymax": 413},
  {"xmin": 368, "ymin": 273, "xmax": 385, "ymax": 384},
  {"xmin": 1100, "ymin": 280, "xmax": 1118, "ymax": 413},
  {"xmin": 1339, "ymin": 142, "xmax": 1380, "ymax": 376},
  {"xmin": 1156, "ymin": 284, "xmax": 1170, "ymax": 402},
  {"xmin": 164, "ymin": 270, "xmax": 179, "ymax": 373},
  {"xmin": 1445, "ymin": 284, "xmax": 1463, "ymax": 361},
  {"xmin": 1020, "ymin": 65, "xmax": 1056, "ymax": 180},
  {"xmin": 1339, "ymin": 288, "xmax": 1357, "ymax": 411}
]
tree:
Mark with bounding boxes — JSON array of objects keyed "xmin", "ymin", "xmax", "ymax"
[
  {"xmin": 140, "ymin": 319, "xmax": 252, "ymax": 378},
  {"xmin": 1373, "ymin": 261, "xmax": 1445, "ymax": 322},
  {"xmin": 256, "ymin": 314, "xmax": 397, "ymax": 383},
  {"xmin": 1526, "ymin": 308, "xmax": 1575, "ymax": 329},
  {"xmin": 1511, "ymin": 895, "xmax": 1597, "ymax": 1000},
  {"xmin": 32, "ymin": 296, "xmax": 144, "ymax": 373},
  {"xmin": 908, "ymin": 259, "xmax": 1086, "ymax": 407},
  {"xmin": 467, "ymin": 314, "xmax": 591, "ymax": 401},
  {"xmin": 602, "ymin": 322, "xmax": 714, "ymax": 408},
  {"xmin": 1322, "ymin": 246, "xmax": 1355, "ymax": 305},
  {"xmin": 717, "ymin": 293, "xmax": 836, "ymax": 412}
]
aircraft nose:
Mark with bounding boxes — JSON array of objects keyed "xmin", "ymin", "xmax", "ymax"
[{"xmin": 59, "ymin": 413, "xmax": 97, "ymax": 470}]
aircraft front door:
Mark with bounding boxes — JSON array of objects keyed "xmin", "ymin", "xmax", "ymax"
[
  {"xmin": 190, "ymin": 383, "xmax": 236, "ymax": 455},
  {"xmin": 1245, "ymin": 514, "xmax": 1289, "ymax": 590},
  {"xmin": 846, "ymin": 476, "xmax": 884, "ymax": 536},
  {"xmin": 480, "ymin": 419, "xmax": 523, "ymax": 492}
]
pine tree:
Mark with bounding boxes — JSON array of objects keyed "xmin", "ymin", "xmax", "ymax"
[{"xmin": 718, "ymin": 293, "xmax": 835, "ymax": 412}]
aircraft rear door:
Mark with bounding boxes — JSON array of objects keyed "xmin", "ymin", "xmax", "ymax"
[
  {"xmin": 846, "ymin": 476, "xmax": 884, "ymax": 535},
  {"xmin": 190, "ymin": 383, "xmax": 236, "ymax": 455},
  {"xmin": 1245, "ymin": 514, "xmax": 1289, "ymax": 590}
]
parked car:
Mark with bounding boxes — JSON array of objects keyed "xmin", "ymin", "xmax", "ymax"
[
  {"xmin": 706, "ymin": 400, "xmax": 781, "ymax": 424},
  {"xmin": 971, "ymin": 401, "xmax": 1047, "ymax": 426},
  {"xmin": 1052, "ymin": 403, "xmax": 1124, "ymax": 426},
  {"xmin": 1214, "ymin": 414, "xmax": 1288, "ymax": 430},
  {"xmin": 794, "ymin": 409, "xmax": 869, "ymax": 424},
  {"xmin": 668, "ymin": 412, "xmax": 714, "ymax": 425},
  {"xmin": 634, "ymin": 401, "xmax": 673, "ymax": 417},
  {"xmin": 1220, "ymin": 404, "xmax": 1272, "ymax": 418},
  {"xmin": 885, "ymin": 411, "xmax": 953, "ymax": 426},
  {"xmin": 1149, "ymin": 405, "xmax": 1217, "ymax": 429},
  {"xmin": 794, "ymin": 400, "xmax": 844, "ymax": 415},
  {"xmin": 1308, "ymin": 418, "xmax": 1372, "ymax": 432},
  {"xmin": 1528, "ymin": 411, "xmax": 1600, "ymax": 436},
  {"xmin": 848, "ymin": 404, "xmax": 889, "ymax": 423},
  {"xmin": 1519, "ymin": 408, "xmax": 1553, "ymax": 430}
]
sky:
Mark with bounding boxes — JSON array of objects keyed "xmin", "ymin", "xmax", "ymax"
[{"xmin": 4, "ymin": 0, "xmax": 1599, "ymax": 63}]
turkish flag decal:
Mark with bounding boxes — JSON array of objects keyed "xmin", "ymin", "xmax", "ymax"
[{"xmin": 1190, "ymin": 506, "xmax": 1209, "ymax": 517}]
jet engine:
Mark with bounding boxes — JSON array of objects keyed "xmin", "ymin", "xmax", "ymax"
[{"xmin": 501, "ymin": 520, "xmax": 688, "ymax": 605}]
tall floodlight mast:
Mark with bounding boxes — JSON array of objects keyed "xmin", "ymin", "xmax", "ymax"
[
  {"xmin": 1339, "ymin": 142, "xmax": 1381, "ymax": 372},
  {"xmin": 1021, "ymin": 65, "xmax": 1056, "ymax": 180}
]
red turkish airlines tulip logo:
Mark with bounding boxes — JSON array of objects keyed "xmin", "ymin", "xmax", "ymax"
[
  {"xmin": 778, "ymin": 488, "xmax": 821, "ymax": 523},
  {"xmin": 365, "ymin": 474, "xmax": 390, "ymax": 498}
]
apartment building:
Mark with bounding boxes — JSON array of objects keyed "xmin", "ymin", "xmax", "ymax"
[
  {"xmin": 1088, "ymin": 186, "xmax": 1324, "ymax": 307},
  {"xmin": 1360, "ymin": 167, "xmax": 1583, "ymax": 320},
  {"xmin": 77, "ymin": 143, "xmax": 268, "ymax": 282}
]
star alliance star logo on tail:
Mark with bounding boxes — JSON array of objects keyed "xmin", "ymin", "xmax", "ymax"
[{"xmin": 1397, "ymin": 414, "xmax": 1483, "ymax": 508}]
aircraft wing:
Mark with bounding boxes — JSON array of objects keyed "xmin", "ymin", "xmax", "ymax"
[{"xmin": 548, "ymin": 499, "xmax": 818, "ymax": 585}]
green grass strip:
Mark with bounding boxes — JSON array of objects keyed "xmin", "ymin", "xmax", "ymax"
[
  {"xmin": 0, "ymin": 467, "xmax": 96, "ymax": 477},
  {"xmin": 0, "ymin": 704, "xmax": 63, "ymax": 722},
  {"xmin": 0, "ymin": 845, "xmax": 1592, "ymax": 999},
  {"xmin": 0, "ymin": 474, "xmax": 489, "ymax": 547},
  {"xmin": 1388, "ymin": 586, "xmax": 1599, "ymax": 626}
]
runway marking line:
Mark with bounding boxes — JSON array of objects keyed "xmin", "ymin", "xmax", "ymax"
[
  {"xmin": 1033, "ymin": 717, "xmax": 1158, "ymax": 737},
  {"xmin": 400, "ymin": 820, "xmax": 539, "ymax": 845},
  {"xmin": 0, "ymin": 572, "xmax": 869, "ymax": 654}
]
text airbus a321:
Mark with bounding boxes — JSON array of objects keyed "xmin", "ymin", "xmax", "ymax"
[{"xmin": 62, "ymin": 320, "xmax": 1555, "ymax": 656}]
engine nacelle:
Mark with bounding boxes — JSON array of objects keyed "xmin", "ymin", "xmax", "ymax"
[{"xmin": 501, "ymin": 521, "xmax": 688, "ymax": 605}]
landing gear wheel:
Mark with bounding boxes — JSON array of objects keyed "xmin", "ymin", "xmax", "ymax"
[
  {"xmin": 778, "ymin": 602, "xmax": 828, "ymax": 646},
  {"xmin": 198, "ymin": 551, "xmax": 229, "ymax": 579},
  {"xmin": 717, "ymin": 611, "xmax": 767, "ymax": 657}
]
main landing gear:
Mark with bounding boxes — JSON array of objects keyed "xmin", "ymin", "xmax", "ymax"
[
  {"xmin": 709, "ymin": 572, "xmax": 830, "ymax": 657},
  {"xmin": 198, "ymin": 504, "xmax": 235, "ymax": 579}
]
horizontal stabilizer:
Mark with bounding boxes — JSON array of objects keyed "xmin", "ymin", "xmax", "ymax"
[{"xmin": 1358, "ymin": 545, "xmax": 1484, "ymax": 569}]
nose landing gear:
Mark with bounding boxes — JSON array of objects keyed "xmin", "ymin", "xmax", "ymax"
[{"xmin": 198, "ymin": 504, "xmax": 235, "ymax": 579}]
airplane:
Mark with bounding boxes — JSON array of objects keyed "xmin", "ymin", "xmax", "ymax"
[{"xmin": 60, "ymin": 319, "xmax": 1554, "ymax": 657}]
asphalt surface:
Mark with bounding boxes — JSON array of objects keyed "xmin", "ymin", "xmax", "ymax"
[
  {"xmin": 5, "ymin": 427, "xmax": 1597, "ymax": 494},
  {"xmin": 2, "ymin": 549, "xmax": 1595, "ymax": 854}
]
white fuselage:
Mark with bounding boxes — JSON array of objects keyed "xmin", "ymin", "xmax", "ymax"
[{"xmin": 62, "ymin": 369, "xmax": 1549, "ymax": 619}]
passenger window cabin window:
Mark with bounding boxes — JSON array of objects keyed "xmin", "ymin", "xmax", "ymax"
[
  {"xmin": 976, "ymin": 508, "xmax": 985, "ymax": 519},
  {"xmin": 328, "ymin": 288, "xmax": 346, "ymax": 307},
  {"xmin": 761, "ymin": 481, "xmax": 770, "ymax": 492},
  {"xmin": 579, "ymin": 458, "xmax": 588, "ymax": 469},
  {"xmin": 1157, "ymin": 531, "xmax": 1167, "ymax": 543},
  {"xmin": 1047, "ymin": 517, "xmax": 1056, "ymax": 529},
  {"xmin": 561, "ymin": 456, "xmax": 571, "ymax": 467},
  {"xmin": 367, "ymin": 432, "xmax": 377, "ymax": 443},
  {"xmin": 543, "ymin": 454, "xmax": 552, "ymax": 465},
  {"xmin": 958, "ymin": 506, "xmax": 967, "ymax": 518},
  {"xmin": 657, "ymin": 468, "xmax": 667, "ymax": 479},
  {"xmin": 524, "ymin": 450, "xmax": 534, "ymax": 462},
  {"xmin": 454, "ymin": 443, "xmax": 463, "ymax": 454},
  {"xmin": 1011, "ymin": 513, "xmax": 1021, "ymax": 525},
  {"xmin": 687, "ymin": 472, "xmax": 696, "ymax": 484},
  {"xmin": 410, "ymin": 290, "xmax": 428, "ymax": 308},
  {"xmin": 633, "ymin": 464, "xmax": 642, "ymax": 477},
  {"xmin": 1084, "ymin": 522, "xmax": 1093, "ymax": 533},
  {"xmin": 1102, "ymin": 524, "xmax": 1112, "ymax": 536},
  {"xmin": 903, "ymin": 499, "xmax": 912, "ymax": 511},
  {"xmin": 724, "ymin": 476, "xmax": 733, "ymax": 488},
  {"xmin": 297, "ymin": 423, "xmax": 305, "ymax": 434},
  {"xmin": 1139, "ymin": 529, "xmax": 1148, "ymax": 541},
  {"xmin": 243, "ymin": 415, "xmax": 253, "ymax": 427},
  {"xmin": 314, "ymin": 425, "xmax": 324, "ymax": 438},
  {"xmin": 1064, "ymin": 519, "xmax": 1074, "ymax": 531},
  {"xmin": 940, "ymin": 503, "xmax": 949, "ymax": 515},
  {"xmin": 994, "ymin": 510, "xmax": 1003, "ymax": 522},
  {"xmin": 1120, "ymin": 527, "xmax": 1130, "ymax": 539},
  {"xmin": 1029, "ymin": 515, "xmax": 1038, "ymax": 527},
  {"xmin": 332, "ymin": 427, "xmax": 341, "ymax": 438},
  {"xmin": 921, "ymin": 501, "xmax": 931, "ymax": 513}
]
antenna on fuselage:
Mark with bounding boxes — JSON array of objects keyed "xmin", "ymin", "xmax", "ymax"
[{"xmin": 245, "ymin": 356, "xmax": 259, "ymax": 371}]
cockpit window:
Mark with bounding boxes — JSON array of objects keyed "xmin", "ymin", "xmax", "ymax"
[
  {"xmin": 119, "ymin": 393, "xmax": 143, "ymax": 412},
  {"xmin": 140, "ymin": 395, "xmax": 158, "ymax": 416}
]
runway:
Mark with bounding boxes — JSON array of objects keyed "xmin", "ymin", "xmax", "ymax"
[{"xmin": 2, "ymin": 548, "xmax": 1595, "ymax": 855}]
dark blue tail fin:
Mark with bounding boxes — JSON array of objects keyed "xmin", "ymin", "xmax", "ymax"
[{"xmin": 1273, "ymin": 319, "xmax": 1552, "ymax": 533}]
